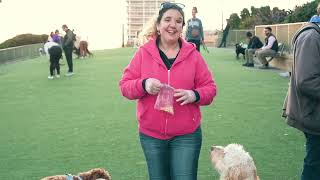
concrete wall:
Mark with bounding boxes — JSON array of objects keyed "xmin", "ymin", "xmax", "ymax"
[{"xmin": 269, "ymin": 55, "xmax": 293, "ymax": 72}]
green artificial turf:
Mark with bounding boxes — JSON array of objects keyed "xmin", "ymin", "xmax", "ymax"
[{"xmin": 0, "ymin": 47, "xmax": 304, "ymax": 180}]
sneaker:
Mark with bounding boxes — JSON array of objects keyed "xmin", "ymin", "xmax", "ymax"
[
  {"xmin": 65, "ymin": 72, "xmax": 74, "ymax": 76},
  {"xmin": 55, "ymin": 74, "xmax": 60, "ymax": 78},
  {"xmin": 259, "ymin": 65, "xmax": 269, "ymax": 69},
  {"xmin": 48, "ymin": 75, "xmax": 54, "ymax": 79},
  {"xmin": 246, "ymin": 63, "xmax": 254, "ymax": 67}
]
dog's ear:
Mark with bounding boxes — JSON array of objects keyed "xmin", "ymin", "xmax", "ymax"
[
  {"xmin": 212, "ymin": 146, "xmax": 225, "ymax": 158},
  {"xmin": 89, "ymin": 168, "xmax": 111, "ymax": 180}
]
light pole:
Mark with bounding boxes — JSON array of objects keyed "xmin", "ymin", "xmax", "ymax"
[
  {"xmin": 221, "ymin": 11, "xmax": 224, "ymax": 31},
  {"xmin": 122, "ymin": 24, "xmax": 124, "ymax": 48}
]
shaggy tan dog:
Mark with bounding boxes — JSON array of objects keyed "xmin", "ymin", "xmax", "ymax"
[
  {"xmin": 210, "ymin": 144, "xmax": 260, "ymax": 180},
  {"xmin": 41, "ymin": 168, "xmax": 111, "ymax": 180}
]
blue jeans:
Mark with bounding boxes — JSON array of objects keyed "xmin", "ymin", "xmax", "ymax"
[
  {"xmin": 301, "ymin": 132, "xmax": 320, "ymax": 180},
  {"xmin": 139, "ymin": 127, "xmax": 202, "ymax": 180}
]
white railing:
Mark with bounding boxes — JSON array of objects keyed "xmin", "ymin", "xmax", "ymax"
[{"xmin": 0, "ymin": 43, "xmax": 43, "ymax": 63}]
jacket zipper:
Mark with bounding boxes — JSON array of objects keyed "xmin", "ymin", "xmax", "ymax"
[{"xmin": 164, "ymin": 70, "xmax": 171, "ymax": 137}]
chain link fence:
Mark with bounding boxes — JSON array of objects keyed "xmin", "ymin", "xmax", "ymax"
[
  {"xmin": 206, "ymin": 30, "xmax": 254, "ymax": 47},
  {"xmin": 225, "ymin": 29, "xmax": 255, "ymax": 46}
]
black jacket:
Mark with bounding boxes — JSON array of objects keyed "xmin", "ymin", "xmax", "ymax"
[
  {"xmin": 248, "ymin": 36, "xmax": 263, "ymax": 49},
  {"xmin": 63, "ymin": 29, "xmax": 74, "ymax": 49}
]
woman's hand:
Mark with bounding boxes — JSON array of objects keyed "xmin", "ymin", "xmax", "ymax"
[
  {"xmin": 145, "ymin": 78, "xmax": 163, "ymax": 95},
  {"xmin": 174, "ymin": 89, "xmax": 196, "ymax": 105}
]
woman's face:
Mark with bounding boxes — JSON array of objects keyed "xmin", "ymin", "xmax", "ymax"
[
  {"xmin": 317, "ymin": 4, "xmax": 320, "ymax": 15},
  {"xmin": 157, "ymin": 9, "xmax": 183, "ymax": 44},
  {"xmin": 192, "ymin": 9, "xmax": 197, "ymax": 17}
]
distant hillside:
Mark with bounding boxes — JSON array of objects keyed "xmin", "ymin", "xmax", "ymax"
[{"xmin": 0, "ymin": 34, "xmax": 48, "ymax": 49}]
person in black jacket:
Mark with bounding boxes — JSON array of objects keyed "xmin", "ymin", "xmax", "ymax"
[
  {"xmin": 243, "ymin": 32, "xmax": 263, "ymax": 67},
  {"xmin": 62, "ymin": 24, "xmax": 75, "ymax": 76}
]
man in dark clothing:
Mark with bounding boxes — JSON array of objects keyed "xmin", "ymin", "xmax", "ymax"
[
  {"xmin": 243, "ymin": 32, "xmax": 263, "ymax": 67},
  {"xmin": 218, "ymin": 20, "xmax": 230, "ymax": 48},
  {"xmin": 283, "ymin": 20, "xmax": 320, "ymax": 180},
  {"xmin": 62, "ymin": 24, "xmax": 75, "ymax": 76}
]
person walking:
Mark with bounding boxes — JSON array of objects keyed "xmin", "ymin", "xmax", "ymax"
[{"xmin": 185, "ymin": 7, "xmax": 204, "ymax": 52}]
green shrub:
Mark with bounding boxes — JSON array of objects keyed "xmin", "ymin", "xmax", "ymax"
[{"xmin": 0, "ymin": 34, "xmax": 48, "ymax": 49}]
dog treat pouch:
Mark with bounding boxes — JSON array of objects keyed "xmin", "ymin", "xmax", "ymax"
[{"xmin": 154, "ymin": 84, "xmax": 174, "ymax": 115}]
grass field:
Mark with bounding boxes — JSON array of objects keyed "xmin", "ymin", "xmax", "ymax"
[{"xmin": 0, "ymin": 47, "xmax": 305, "ymax": 180}]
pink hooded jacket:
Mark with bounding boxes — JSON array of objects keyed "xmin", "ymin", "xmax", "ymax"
[{"xmin": 119, "ymin": 38, "xmax": 217, "ymax": 140}]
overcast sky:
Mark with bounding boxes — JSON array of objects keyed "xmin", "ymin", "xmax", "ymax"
[{"xmin": 0, "ymin": 0, "xmax": 312, "ymax": 50}]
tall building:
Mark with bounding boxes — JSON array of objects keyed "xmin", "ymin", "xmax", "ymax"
[{"xmin": 126, "ymin": 0, "xmax": 173, "ymax": 45}]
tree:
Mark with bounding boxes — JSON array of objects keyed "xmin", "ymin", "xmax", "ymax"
[
  {"xmin": 240, "ymin": 8, "xmax": 250, "ymax": 20},
  {"xmin": 251, "ymin": 6, "xmax": 258, "ymax": 16},
  {"xmin": 284, "ymin": 0, "xmax": 319, "ymax": 23},
  {"xmin": 257, "ymin": 6, "xmax": 272, "ymax": 24},
  {"xmin": 239, "ymin": 16, "xmax": 257, "ymax": 29},
  {"xmin": 271, "ymin": 7, "xmax": 288, "ymax": 24},
  {"xmin": 228, "ymin": 13, "xmax": 241, "ymax": 29},
  {"xmin": 229, "ymin": 0, "xmax": 320, "ymax": 30}
]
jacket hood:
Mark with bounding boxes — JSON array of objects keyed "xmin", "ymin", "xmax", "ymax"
[
  {"xmin": 140, "ymin": 36, "xmax": 197, "ymax": 66},
  {"xmin": 292, "ymin": 22, "xmax": 320, "ymax": 45}
]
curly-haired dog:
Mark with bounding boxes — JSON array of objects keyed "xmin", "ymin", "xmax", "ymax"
[
  {"xmin": 41, "ymin": 168, "xmax": 111, "ymax": 180},
  {"xmin": 210, "ymin": 144, "xmax": 260, "ymax": 180}
]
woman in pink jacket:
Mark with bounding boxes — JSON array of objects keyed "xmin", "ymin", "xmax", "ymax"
[{"xmin": 119, "ymin": 2, "xmax": 216, "ymax": 180}]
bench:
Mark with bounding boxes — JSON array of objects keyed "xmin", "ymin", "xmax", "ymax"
[{"xmin": 266, "ymin": 43, "xmax": 286, "ymax": 62}]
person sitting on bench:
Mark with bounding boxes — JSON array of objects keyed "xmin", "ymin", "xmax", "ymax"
[
  {"xmin": 255, "ymin": 27, "xmax": 279, "ymax": 69},
  {"xmin": 243, "ymin": 31, "xmax": 263, "ymax": 67}
]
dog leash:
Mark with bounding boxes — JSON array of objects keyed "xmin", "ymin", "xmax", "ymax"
[{"xmin": 66, "ymin": 173, "xmax": 83, "ymax": 180}]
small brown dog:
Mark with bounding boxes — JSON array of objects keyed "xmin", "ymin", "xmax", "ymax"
[
  {"xmin": 41, "ymin": 168, "xmax": 111, "ymax": 180},
  {"xmin": 210, "ymin": 144, "xmax": 260, "ymax": 180}
]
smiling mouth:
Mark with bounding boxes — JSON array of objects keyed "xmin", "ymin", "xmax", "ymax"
[{"xmin": 167, "ymin": 30, "xmax": 177, "ymax": 34}]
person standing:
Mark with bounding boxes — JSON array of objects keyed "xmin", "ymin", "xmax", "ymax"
[
  {"xmin": 185, "ymin": 7, "xmax": 204, "ymax": 52},
  {"xmin": 283, "ymin": 19, "xmax": 320, "ymax": 180},
  {"xmin": 47, "ymin": 32, "xmax": 54, "ymax": 42},
  {"xmin": 52, "ymin": 30, "xmax": 62, "ymax": 46},
  {"xmin": 218, "ymin": 19, "xmax": 230, "ymax": 48},
  {"xmin": 119, "ymin": 2, "xmax": 216, "ymax": 180},
  {"xmin": 242, "ymin": 32, "xmax": 263, "ymax": 67},
  {"xmin": 62, "ymin": 24, "xmax": 75, "ymax": 76}
]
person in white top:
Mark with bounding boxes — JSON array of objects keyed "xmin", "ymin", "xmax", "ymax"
[
  {"xmin": 44, "ymin": 41, "xmax": 62, "ymax": 79},
  {"xmin": 47, "ymin": 32, "xmax": 54, "ymax": 42},
  {"xmin": 255, "ymin": 27, "xmax": 279, "ymax": 69}
]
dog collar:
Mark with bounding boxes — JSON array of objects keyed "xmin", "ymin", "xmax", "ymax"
[{"xmin": 66, "ymin": 174, "xmax": 83, "ymax": 180}]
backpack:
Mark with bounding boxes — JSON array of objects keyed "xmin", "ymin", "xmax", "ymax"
[{"xmin": 71, "ymin": 30, "xmax": 76, "ymax": 41}]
